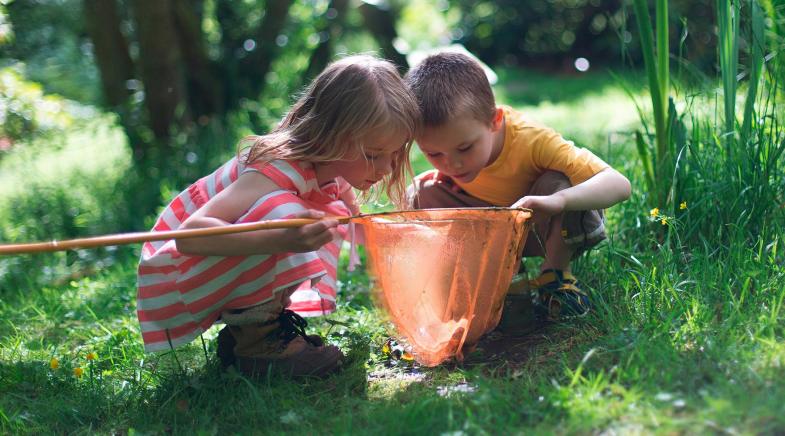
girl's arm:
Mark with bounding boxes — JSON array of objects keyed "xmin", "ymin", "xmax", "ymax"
[
  {"xmin": 176, "ymin": 172, "xmax": 339, "ymax": 256},
  {"xmin": 512, "ymin": 168, "xmax": 631, "ymax": 217}
]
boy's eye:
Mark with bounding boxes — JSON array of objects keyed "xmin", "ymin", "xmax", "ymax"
[
  {"xmin": 458, "ymin": 144, "xmax": 473, "ymax": 152},
  {"xmin": 425, "ymin": 152, "xmax": 441, "ymax": 158}
]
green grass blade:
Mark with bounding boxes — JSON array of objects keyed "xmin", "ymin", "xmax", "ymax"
[
  {"xmin": 741, "ymin": 0, "xmax": 765, "ymax": 142},
  {"xmin": 632, "ymin": 0, "xmax": 670, "ymax": 207},
  {"xmin": 717, "ymin": 0, "xmax": 740, "ymax": 138}
]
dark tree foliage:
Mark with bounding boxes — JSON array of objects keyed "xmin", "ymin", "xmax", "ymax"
[
  {"xmin": 2, "ymin": 0, "xmax": 99, "ymax": 102},
  {"xmin": 451, "ymin": 0, "xmax": 719, "ymax": 72},
  {"xmin": 359, "ymin": 0, "xmax": 408, "ymax": 72},
  {"xmin": 305, "ymin": 0, "xmax": 350, "ymax": 81}
]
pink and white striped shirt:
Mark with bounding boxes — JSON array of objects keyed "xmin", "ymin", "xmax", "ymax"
[{"xmin": 137, "ymin": 157, "xmax": 350, "ymax": 352}]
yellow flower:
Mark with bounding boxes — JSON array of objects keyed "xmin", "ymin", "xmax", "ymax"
[
  {"xmin": 661, "ymin": 218, "xmax": 668, "ymax": 225},
  {"xmin": 50, "ymin": 358, "xmax": 59, "ymax": 370},
  {"xmin": 73, "ymin": 367, "xmax": 84, "ymax": 378},
  {"xmin": 680, "ymin": 201, "xmax": 687, "ymax": 210},
  {"xmin": 650, "ymin": 208, "xmax": 659, "ymax": 217},
  {"xmin": 86, "ymin": 352, "xmax": 97, "ymax": 361}
]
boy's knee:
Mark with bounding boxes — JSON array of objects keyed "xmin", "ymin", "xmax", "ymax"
[
  {"xmin": 529, "ymin": 171, "xmax": 572, "ymax": 195},
  {"xmin": 407, "ymin": 176, "xmax": 448, "ymax": 209},
  {"xmin": 525, "ymin": 171, "xmax": 607, "ymax": 257}
]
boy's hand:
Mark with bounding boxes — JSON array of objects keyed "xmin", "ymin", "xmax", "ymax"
[
  {"xmin": 278, "ymin": 210, "xmax": 339, "ymax": 252},
  {"xmin": 512, "ymin": 194, "xmax": 566, "ymax": 222}
]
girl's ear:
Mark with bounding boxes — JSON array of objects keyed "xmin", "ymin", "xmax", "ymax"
[{"xmin": 490, "ymin": 107, "xmax": 504, "ymax": 131}]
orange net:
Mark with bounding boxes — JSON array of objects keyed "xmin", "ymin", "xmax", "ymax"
[{"xmin": 356, "ymin": 208, "xmax": 532, "ymax": 366}]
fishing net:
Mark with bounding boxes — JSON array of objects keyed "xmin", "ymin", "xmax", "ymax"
[{"xmin": 356, "ymin": 207, "xmax": 532, "ymax": 366}]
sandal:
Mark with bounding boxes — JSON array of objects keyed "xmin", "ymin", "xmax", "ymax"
[{"xmin": 531, "ymin": 269, "xmax": 592, "ymax": 321}]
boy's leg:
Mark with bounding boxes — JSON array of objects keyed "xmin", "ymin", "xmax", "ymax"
[
  {"xmin": 522, "ymin": 171, "xmax": 606, "ymax": 320},
  {"xmin": 521, "ymin": 171, "xmax": 606, "ymax": 268}
]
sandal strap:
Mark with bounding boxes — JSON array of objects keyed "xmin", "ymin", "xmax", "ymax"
[
  {"xmin": 557, "ymin": 282, "xmax": 585, "ymax": 295},
  {"xmin": 529, "ymin": 269, "xmax": 577, "ymax": 288}
]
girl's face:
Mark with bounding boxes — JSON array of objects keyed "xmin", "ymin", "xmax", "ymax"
[{"xmin": 317, "ymin": 129, "xmax": 408, "ymax": 190}]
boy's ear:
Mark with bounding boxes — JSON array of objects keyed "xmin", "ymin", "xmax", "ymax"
[{"xmin": 490, "ymin": 107, "xmax": 504, "ymax": 131}]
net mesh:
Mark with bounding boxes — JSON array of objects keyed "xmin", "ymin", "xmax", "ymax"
[{"xmin": 356, "ymin": 208, "xmax": 532, "ymax": 366}]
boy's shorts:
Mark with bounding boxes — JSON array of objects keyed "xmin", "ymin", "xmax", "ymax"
[{"xmin": 407, "ymin": 170, "xmax": 606, "ymax": 258}]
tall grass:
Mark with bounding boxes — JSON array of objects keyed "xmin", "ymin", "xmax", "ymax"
[
  {"xmin": 717, "ymin": 0, "xmax": 741, "ymax": 139},
  {"xmin": 631, "ymin": 0, "xmax": 672, "ymax": 210},
  {"xmin": 631, "ymin": 0, "xmax": 784, "ymax": 241}
]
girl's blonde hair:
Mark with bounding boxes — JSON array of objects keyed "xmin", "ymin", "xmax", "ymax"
[{"xmin": 241, "ymin": 54, "xmax": 421, "ymax": 208}]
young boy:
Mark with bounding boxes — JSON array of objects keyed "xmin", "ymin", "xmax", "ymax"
[{"xmin": 405, "ymin": 52, "xmax": 631, "ymax": 322}]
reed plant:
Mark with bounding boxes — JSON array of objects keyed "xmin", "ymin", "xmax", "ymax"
[{"xmin": 631, "ymin": 0, "xmax": 784, "ymax": 242}]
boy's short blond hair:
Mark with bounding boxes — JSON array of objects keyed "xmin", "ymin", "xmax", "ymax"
[{"xmin": 405, "ymin": 52, "xmax": 496, "ymax": 127}]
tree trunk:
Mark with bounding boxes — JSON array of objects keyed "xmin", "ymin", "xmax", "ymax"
[
  {"xmin": 171, "ymin": 0, "xmax": 223, "ymax": 117},
  {"xmin": 358, "ymin": 1, "xmax": 408, "ymax": 72},
  {"xmin": 129, "ymin": 0, "xmax": 189, "ymax": 140},
  {"xmin": 304, "ymin": 0, "xmax": 350, "ymax": 81},
  {"xmin": 82, "ymin": 0, "xmax": 134, "ymax": 108},
  {"xmin": 214, "ymin": 0, "xmax": 243, "ymax": 110},
  {"xmin": 240, "ymin": 0, "xmax": 294, "ymax": 100}
]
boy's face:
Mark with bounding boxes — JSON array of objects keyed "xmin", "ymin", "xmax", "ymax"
[{"xmin": 416, "ymin": 109, "xmax": 504, "ymax": 184}]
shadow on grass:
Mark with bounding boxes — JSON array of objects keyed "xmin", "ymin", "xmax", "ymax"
[{"xmin": 124, "ymin": 331, "xmax": 375, "ymax": 433}]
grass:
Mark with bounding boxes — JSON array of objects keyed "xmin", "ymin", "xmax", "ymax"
[{"xmin": 1, "ymin": 67, "xmax": 785, "ymax": 434}]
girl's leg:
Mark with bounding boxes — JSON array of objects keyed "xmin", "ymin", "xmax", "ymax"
[{"xmin": 217, "ymin": 287, "xmax": 345, "ymax": 378}]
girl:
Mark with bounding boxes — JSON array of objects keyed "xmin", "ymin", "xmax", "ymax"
[{"xmin": 136, "ymin": 55, "xmax": 420, "ymax": 378}]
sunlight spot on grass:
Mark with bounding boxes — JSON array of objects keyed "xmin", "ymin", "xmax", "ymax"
[{"xmin": 436, "ymin": 382, "xmax": 476, "ymax": 397}]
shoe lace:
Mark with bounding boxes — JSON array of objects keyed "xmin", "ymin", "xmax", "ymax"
[{"xmin": 278, "ymin": 309, "xmax": 320, "ymax": 347}]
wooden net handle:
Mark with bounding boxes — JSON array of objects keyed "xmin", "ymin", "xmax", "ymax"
[{"xmin": 0, "ymin": 216, "xmax": 353, "ymax": 255}]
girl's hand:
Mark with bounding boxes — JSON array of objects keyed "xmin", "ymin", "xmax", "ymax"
[
  {"xmin": 278, "ymin": 210, "xmax": 339, "ymax": 252},
  {"xmin": 511, "ymin": 194, "xmax": 566, "ymax": 223}
]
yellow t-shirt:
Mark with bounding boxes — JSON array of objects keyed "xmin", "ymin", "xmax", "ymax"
[{"xmin": 454, "ymin": 106, "xmax": 609, "ymax": 206}]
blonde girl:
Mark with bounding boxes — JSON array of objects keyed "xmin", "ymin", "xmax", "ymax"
[{"xmin": 136, "ymin": 55, "xmax": 420, "ymax": 378}]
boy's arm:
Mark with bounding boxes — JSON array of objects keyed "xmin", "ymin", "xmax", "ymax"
[
  {"xmin": 176, "ymin": 172, "xmax": 339, "ymax": 256},
  {"xmin": 512, "ymin": 168, "xmax": 631, "ymax": 217}
]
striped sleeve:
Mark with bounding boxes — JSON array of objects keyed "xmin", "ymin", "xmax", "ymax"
[{"xmin": 243, "ymin": 160, "xmax": 311, "ymax": 195}]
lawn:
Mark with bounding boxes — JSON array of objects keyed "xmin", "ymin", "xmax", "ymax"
[{"xmin": 1, "ymin": 67, "xmax": 784, "ymax": 434}]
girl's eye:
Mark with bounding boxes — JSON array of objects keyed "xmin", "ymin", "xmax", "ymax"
[
  {"xmin": 364, "ymin": 153, "xmax": 379, "ymax": 161},
  {"xmin": 458, "ymin": 144, "xmax": 473, "ymax": 152},
  {"xmin": 426, "ymin": 152, "xmax": 441, "ymax": 158}
]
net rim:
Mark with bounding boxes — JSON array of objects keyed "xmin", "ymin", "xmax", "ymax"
[{"xmin": 354, "ymin": 207, "xmax": 532, "ymax": 222}]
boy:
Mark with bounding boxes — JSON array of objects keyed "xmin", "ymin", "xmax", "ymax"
[{"xmin": 405, "ymin": 52, "xmax": 631, "ymax": 322}]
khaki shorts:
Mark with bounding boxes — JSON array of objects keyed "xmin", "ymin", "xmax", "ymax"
[{"xmin": 407, "ymin": 170, "xmax": 606, "ymax": 258}]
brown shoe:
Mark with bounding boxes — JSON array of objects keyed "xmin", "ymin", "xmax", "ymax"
[
  {"xmin": 218, "ymin": 310, "xmax": 344, "ymax": 378},
  {"xmin": 235, "ymin": 336, "xmax": 343, "ymax": 378}
]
